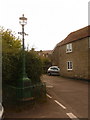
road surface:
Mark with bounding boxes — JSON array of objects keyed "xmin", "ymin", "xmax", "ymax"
[
  {"xmin": 41, "ymin": 75, "xmax": 88, "ymax": 119},
  {"xmin": 4, "ymin": 74, "xmax": 88, "ymax": 119}
]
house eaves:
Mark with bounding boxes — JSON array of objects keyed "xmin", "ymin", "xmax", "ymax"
[{"xmin": 58, "ymin": 25, "xmax": 90, "ymax": 47}]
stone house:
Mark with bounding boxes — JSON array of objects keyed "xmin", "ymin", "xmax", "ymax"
[
  {"xmin": 52, "ymin": 26, "xmax": 90, "ymax": 80},
  {"xmin": 37, "ymin": 50, "xmax": 52, "ymax": 59}
]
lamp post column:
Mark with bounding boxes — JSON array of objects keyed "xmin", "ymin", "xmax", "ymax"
[
  {"xmin": 22, "ymin": 24, "xmax": 26, "ymax": 78},
  {"xmin": 17, "ymin": 14, "xmax": 32, "ymax": 101},
  {"xmin": 18, "ymin": 14, "xmax": 31, "ymax": 83}
]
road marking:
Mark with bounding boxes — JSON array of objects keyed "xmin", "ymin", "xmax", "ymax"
[
  {"xmin": 46, "ymin": 94, "xmax": 52, "ymax": 99},
  {"xmin": 54, "ymin": 100, "xmax": 66, "ymax": 109},
  {"xmin": 66, "ymin": 113, "xmax": 79, "ymax": 120}
]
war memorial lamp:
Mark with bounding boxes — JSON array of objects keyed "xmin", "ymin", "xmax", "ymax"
[
  {"xmin": 4, "ymin": 14, "xmax": 46, "ymax": 103},
  {"xmin": 18, "ymin": 14, "xmax": 32, "ymax": 101}
]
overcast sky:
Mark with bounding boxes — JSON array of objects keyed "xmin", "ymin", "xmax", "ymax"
[{"xmin": 0, "ymin": 0, "xmax": 89, "ymax": 51}]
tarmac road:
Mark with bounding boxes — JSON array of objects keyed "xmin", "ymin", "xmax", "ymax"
[
  {"xmin": 4, "ymin": 74, "xmax": 88, "ymax": 119},
  {"xmin": 41, "ymin": 74, "xmax": 88, "ymax": 119}
]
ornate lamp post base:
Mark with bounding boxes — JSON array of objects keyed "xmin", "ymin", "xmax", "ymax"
[{"xmin": 7, "ymin": 82, "xmax": 46, "ymax": 102}]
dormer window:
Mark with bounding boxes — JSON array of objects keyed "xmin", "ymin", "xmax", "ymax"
[{"xmin": 66, "ymin": 43, "xmax": 72, "ymax": 53}]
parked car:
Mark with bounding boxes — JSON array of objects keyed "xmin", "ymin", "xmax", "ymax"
[
  {"xmin": 47, "ymin": 66, "xmax": 60, "ymax": 76},
  {"xmin": 0, "ymin": 103, "xmax": 4, "ymax": 119}
]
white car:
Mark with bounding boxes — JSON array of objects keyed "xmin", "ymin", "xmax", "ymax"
[
  {"xmin": 0, "ymin": 103, "xmax": 4, "ymax": 119},
  {"xmin": 47, "ymin": 66, "xmax": 60, "ymax": 76}
]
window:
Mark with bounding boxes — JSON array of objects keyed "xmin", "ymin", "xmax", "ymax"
[
  {"xmin": 66, "ymin": 43, "xmax": 72, "ymax": 53},
  {"xmin": 67, "ymin": 61, "xmax": 73, "ymax": 70}
]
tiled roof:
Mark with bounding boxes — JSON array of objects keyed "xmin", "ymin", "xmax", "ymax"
[{"xmin": 57, "ymin": 26, "xmax": 90, "ymax": 47}]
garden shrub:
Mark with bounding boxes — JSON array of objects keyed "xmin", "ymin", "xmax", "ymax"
[
  {"xmin": 1, "ymin": 28, "xmax": 43, "ymax": 86},
  {"xmin": 26, "ymin": 51, "xmax": 43, "ymax": 84},
  {"xmin": 41, "ymin": 57, "xmax": 52, "ymax": 73}
]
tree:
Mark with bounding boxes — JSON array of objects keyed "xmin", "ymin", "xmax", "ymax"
[
  {"xmin": 1, "ymin": 28, "xmax": 22, "ymax": 85},
  {"xmin": 1, "ymin": 27, "xmax": 43, "ymax": 85},
  {"xmin": 1, "ymin": 28, "xmax": 21, "ymax": 54}
]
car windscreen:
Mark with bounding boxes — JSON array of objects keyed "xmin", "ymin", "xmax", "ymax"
[{"xmin": 51, "ymin": 67, "xmax": 58, "ymax": 70}]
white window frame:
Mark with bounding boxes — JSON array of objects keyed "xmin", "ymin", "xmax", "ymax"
[
  {"xmin": 66, "ymin": 43, "xmax": 72, "ymax": 53},
  {"xmin": 67, "ymin": 61, "xmax": 73, "ymax": 70}
]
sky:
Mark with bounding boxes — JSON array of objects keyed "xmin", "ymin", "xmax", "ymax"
[{"xmin": 0, "ymin": 0, "xmax": 89, "ymax": 51}]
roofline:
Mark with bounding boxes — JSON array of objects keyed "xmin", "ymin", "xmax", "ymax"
[{"xmin": 54, "ymin": 25, "xmax": 90, "ymax": 48}]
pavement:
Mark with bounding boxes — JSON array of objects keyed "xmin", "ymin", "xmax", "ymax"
[{"xmin": 4, "ymin": 74, "xmax": 89, "ymax": 119}]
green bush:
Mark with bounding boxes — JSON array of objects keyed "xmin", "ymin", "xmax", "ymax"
[
  {"xmin": 2, "ymin": 51, "xmax": 22, "ymax": 85},
  {"xmin": 26, "ymin": 51, "xmax": 43, "ymax": 84},
  {"xmin": 1, "ymin": 28, "xmax": 22, "ymax": 85},
  {"xmin": 2, "ymin": 28, "xmax": 43, "ymax": 85},
  {"xmin": 41, "ymin": 57, "xmax": 52, "ymax": 73}
]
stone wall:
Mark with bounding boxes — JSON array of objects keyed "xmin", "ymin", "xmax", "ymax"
[
  {"xmin": 88, "ymin": 37, "xmax": 90, "ymax": 80},
  {"xmin": 59, "ymin": 38, "xmax": 88, "ymax": 79},
  {"xmin": 52, "ymin": 37, "xmax": 89, "ymax": 80},
  {"xmin": 52, "ymin": 46, "xmax": 59, "ymax": 66}
]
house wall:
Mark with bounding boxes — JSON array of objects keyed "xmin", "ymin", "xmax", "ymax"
[
  {"xmin": 59, "ymin": 37, "xmax": 89, "ymax": 79},
  {"xmin": 88, "ymin": 37, "xmax": 90, "ymax": 80},
  {"xmin": 52, "ymin": 46, "xmax": 59, "ymax": 66}
]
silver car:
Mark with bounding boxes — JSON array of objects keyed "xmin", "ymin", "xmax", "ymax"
[{"xmin": 47, "ymin": 66, "xmax": 60, "ymax": 76}]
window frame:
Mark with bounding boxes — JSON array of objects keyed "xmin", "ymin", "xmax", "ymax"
[
  {"xmin": 67, "ymin": 61, "xmax": 73, "ymax": 70},
  {"xmin": 66, "ymin": 43, "xmax": 72, "ymax": 53}
]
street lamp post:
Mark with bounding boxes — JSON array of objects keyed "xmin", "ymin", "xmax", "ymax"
[
  {"xmin": 19, "ymin": 14, "xmax": 29, "ymax": 82},
  {"xmin": 4, "ymin": 14, "xmax": 46, "ymax": 102},
  {"xmin": 18, "ymin": 14, "xmax": 32, "ymax": 101}
]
